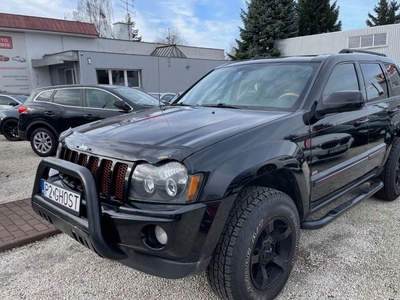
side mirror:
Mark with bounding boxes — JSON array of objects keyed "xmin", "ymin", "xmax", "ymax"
[
  {"xmin": 113, "ymin": 100, "xmax": 131, "ymax": 111},
  {"xmin": 9, "ymin": 101, "xmax": 19, "ymax": 106},
  {"xmin": 316, "ymin": 91, "xmax": 364, "ymax": 117}
]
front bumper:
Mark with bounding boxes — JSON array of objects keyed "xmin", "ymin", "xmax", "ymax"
[{"xmin": 32, "ymin": 157, "xmax": 234, "ymax": 279}]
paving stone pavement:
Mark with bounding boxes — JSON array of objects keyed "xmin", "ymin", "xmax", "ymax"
[{"xmin": 0, "ymin": 198, "xmax": 60, "ymax": 251}]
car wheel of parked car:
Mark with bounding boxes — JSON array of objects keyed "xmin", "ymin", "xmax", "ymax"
[
  {"xmin": 207, "ymin": 187, "xmax": 300, "ymax": 300},
  {"xmin": 375, "ymin": 137, "xmax": 400, "ymax": 201},
  {"xmin": 1, "ymin": 119, "xmax": 21, "ymax": 141},
  {"xmin": 30, "ymin": 128, "xmax": 57, "ymax": 157}
]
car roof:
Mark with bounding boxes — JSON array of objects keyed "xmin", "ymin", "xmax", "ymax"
[
  {"xmin": 218, "ymin": 50, "xmax": 396, "ymax": 69},
  {"xmin": 31, "ymin": 84, "xmax": 134, "ymax": 93}
]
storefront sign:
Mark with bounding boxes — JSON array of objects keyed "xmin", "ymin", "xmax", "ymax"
[{"xmin": 0, "ymin": 36, "xmax": 13, "ymax": 49}]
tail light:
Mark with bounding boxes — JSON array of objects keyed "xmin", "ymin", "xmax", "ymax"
[{"xmin": 18, "ymin": 106, "xmax": 28, "ymax": 114}]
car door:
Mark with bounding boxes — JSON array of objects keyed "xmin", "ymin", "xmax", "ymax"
[
  {"xmin": 358, "ymin": 62, "xmax": 400, "ymax": 162},
  {"xmin": 82, "ymin": 88, "xmax": 130, "ymax": 122},
  {"xmin": 46, "ymin": 88, "xmax": 84, "ymax": 135},
  {"xmin": 308, "ymin": 62, "xmax": 385, "ymax": 202}
]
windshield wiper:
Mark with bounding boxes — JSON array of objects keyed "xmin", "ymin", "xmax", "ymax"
[{"xmin": 199, "ymin": 103, "xmax": 244, "ymax": 109}]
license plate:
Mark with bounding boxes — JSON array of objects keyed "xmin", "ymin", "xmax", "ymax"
[
  {"xmin": 328, "ymin": 145, "xmax": 348, "ymax": 154},
  {"xmin": 41, "ymin": 180, "xmax": 81, "ymax": 214}
]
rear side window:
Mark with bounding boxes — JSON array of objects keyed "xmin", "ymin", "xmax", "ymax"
[
  {"xmin": 53, "ymin": 89, "xmax": 81, "ymax": 107},
  {"xmin": 384, "ymin": 63, "xmax": 400, "ymax": 96},
  {"xmin": 360, "ymin": 63, "xmax": 389, "ymax": 102},
  {"xmin": 322, "ymin": 64, "xmax": 359, "ymax": 101},
  {"xmin": 35, "ymin": 90, "xmax": 54, "ymax": 102}
]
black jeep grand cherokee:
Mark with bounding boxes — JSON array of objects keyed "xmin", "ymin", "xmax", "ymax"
[{"xmin": 31, "ymin": 50, "xmax": 400, "ymax": 300}]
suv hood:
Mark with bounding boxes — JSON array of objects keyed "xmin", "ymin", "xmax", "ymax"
[{"xmin": 63, "ymin": 106, "xmax": 289, "ymax": 163}]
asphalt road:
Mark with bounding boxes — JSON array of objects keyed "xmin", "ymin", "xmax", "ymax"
[{"xmin": 1, "ymin": 136, "xmax": 400, "ymax": 299}]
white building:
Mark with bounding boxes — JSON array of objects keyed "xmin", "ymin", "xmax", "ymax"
[
  {"xmin": 277, "ymin": 23, "xmax": 400, "ymax": 64},
  {"xmin": 0, "ymin": 13, "xmax": 226, "ymax": 94}
]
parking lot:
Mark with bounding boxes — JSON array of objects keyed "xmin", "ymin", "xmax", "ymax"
[{"xmin": 1, "ymin": 136, "xmax": 400, "ymax": 299}]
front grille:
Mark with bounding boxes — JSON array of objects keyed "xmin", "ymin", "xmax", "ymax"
[
  {"xmin": 340, "ymin": 136, "xmax": 351, "ymax": 145},
  {"xmin": 60, "ymin": 147, "xmax": 131, "ymax": 203},
  {"xmin": 320, "ymin": 139, "xmax": 340, "ymax": 149}
]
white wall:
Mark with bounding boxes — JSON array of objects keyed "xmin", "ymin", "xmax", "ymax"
[{"xmin": 277, "ymin": 23, "xmax": 400, "ymax": 64}]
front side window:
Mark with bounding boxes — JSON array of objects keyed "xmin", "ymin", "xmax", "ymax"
[
  {"xmin": 176, "ymin": 63, "xmax": 319, "ymax": 111},
  {"xmin": 113, "ymin": 87, "xmax": 159, "ymax": 106},
  {"xmin": 0, "ymin": 96, "xmax": 11, "ymax": 105},
  {"xmin": 85, "ymin": 89, "xmax": 120, "ymax": 110},
  {"xmin": 360, "ymin": 63, "xmax": 388, "ymax": 102},
  {"xmin": 322, "ymin": 64, "xmax": 359, "ymax": 101},
  {"xmin": 53, "ymin": 89, "xmax": 81, "ymax": 107}
]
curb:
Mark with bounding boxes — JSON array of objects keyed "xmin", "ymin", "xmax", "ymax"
[{"xmin": 0, "ymin": 228, "xmax": 60, "ymax": 252}]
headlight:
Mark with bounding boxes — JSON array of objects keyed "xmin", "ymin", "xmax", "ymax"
[{"xmin": 129, "ymin": 162, "xmax": 201, "ymax": 203}]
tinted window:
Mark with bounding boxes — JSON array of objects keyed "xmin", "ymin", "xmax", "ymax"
[
  {"xmin": 360, "ymin": 63, "xmax": 388, "ymax": 102},
  {"xmin": 85, "ymin": 89, "xmax": 120, "ymax": 110},
  {"xmin": 0, "ymin": 96, "xmax": 11, "ymax": 105},
  {"xmin": 384, "ymin": 63, "xmax": 400, "ymax": 96},
  {"xmin": 323, "ymin": 64, "xmax": 359, "ymax": 101},
  {"xmin": 53, "ymin": 89, "xmax": 81, "ymax": 106},
  {"xmin": 13, "ymin": 95, "xmax": 28, "ymax": 103},
  {"xmin": 36, "ymin": 90, "xmax": 54, "ymax": 102}
]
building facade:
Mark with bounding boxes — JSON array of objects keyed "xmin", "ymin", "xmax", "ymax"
[
  {"xmin": 0, "ymin": 13, "xmax": 226, "ymax": 94},
  {"xmin": 277, "ymin": 23, "xmax": 400, "ymax": 64}
]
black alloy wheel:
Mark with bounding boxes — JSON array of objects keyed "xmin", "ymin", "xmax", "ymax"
[
  {"xmin": 251, "ymin": 217, "xmax": 292, "ymax": 291},
  {"xmin": 375, "ymin": 137, "xmax": 400, "ymax": 201},
  {"xmin": 2, "ymin": 119, "xmax": 21, "ymax": 141},
  {"xmin": 207, "ymin": 187, "xmax": 300, "ymax": 300}
]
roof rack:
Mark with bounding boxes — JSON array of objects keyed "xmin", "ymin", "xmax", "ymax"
[{"xmin": 339, "ymin": 49, "xmax": 386, "ymax": 57}]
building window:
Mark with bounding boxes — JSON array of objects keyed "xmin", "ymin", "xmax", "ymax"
[
  {"xmin": 96, "ymin": 69, "xmax": 141, "ymax": 88},
  {"xmin": 348, "ymin": 33, "xmax": 387, "ymax": 48},
  {"xmin": 361, "ymin": 35, "xmax": 373, "ymax": 47}
]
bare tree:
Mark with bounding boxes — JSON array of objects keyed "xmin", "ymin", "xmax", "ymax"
[
  {"xmin": 155, "ymin": 28, "xmax": 187, "ymax": 45},
  {"xmin": 72, "ymin": 0, "xmax": 114, "ymax": 37},
  {"xmin": 226, "ymin": 40, "xmax": 237, "ymax": 60}
]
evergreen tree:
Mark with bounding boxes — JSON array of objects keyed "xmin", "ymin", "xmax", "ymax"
[
  {"xmin": 297, "ymin": 0, "xmax": 342, "ymax": 36},
  {"xmin": 229, "ymin": 0, "xmax": 298, "ymax": 60},
  {"xmin": 366, "ymin": 0, "xmax": 400, "ymax": 26}
]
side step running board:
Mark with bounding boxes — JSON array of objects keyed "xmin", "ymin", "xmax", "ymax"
[{"xmin": 301, "ymin": 179, "xmax": 383, "ymax": 230}]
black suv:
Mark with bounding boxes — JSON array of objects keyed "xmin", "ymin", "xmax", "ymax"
[
  {"xmin": 31, "ymin": 50, "xmax": 400, "ymax": 300},
  {"xmin": 19, "ymin": 85, "xmax": 161, "ymax": 156}
]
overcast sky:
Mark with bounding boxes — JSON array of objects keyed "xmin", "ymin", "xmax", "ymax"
[{"xmin": 1, "ymin": 0, "xmax": 382, "ymax": 51}]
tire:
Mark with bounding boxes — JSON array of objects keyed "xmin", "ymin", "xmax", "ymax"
[
  {"xmin": 30, "ymin": 128, "xmax": 57, "ymax": 157},
  {"xmin": 1, "ymin": 119, "xmax": 21, "ymax": 141},
  {"xmin": 375, "ymin": 137, "xmax": 400, "ymax": 201},
  {"xmin": 207, "ymin": 187, "xmax": 300, "ymax": 300}
]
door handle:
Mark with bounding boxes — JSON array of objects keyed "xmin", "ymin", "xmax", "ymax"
[
  {"xmin": 83, "ymin": 114, "xmax": 95, "ymax": 119},
  {"xmin": 354, "ymin": 118, "xmax": 369, "ymax": 126},
  {"xmin": 43, "ymin": 111, "xmax": 55, "ymax": 116}
]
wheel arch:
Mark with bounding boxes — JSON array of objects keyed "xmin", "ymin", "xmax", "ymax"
[
  {"xmin": 192, "ymin": 140, "xmax": 311, "ymax": 219},
  {"xmin": 26, "ymin": 121, "xmax": 58, "ymax": 141}
]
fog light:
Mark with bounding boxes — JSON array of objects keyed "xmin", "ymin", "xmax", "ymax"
[{"xmin": 154, "ymin": 225, "xmax": 168, "ymax": 245}]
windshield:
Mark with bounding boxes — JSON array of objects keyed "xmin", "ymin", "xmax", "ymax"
[
  {"xmin": 176, "ymin": 62, "xmax": 319, "ymax": 111},
  {"xmin": 113, "ymin": 87, "xmax": 160, "ymax": 106}
]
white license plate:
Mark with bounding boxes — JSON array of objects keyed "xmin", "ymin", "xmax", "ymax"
[{"xmin": 41, "ymin": 180, "xmax": 81, "ymax": 214}]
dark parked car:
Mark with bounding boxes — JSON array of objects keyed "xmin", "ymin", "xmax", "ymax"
[
  {"xmin": 0, "ymin": 106, "xmax": 21, "ymax": 141},
  {"xmin": 31, "ymin": 50, "xmax": 400, "ymax": 300},
  {"xmin": 19, "ymin": 85, "xmax": 161, "ymax": 157},
  {"xmin": 0, "ymin": 93, "xmax": 29, "ymax": 109}
]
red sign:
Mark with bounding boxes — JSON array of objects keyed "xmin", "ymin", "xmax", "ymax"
[{"xmin": 0, "ymin": 36, "xmax": 13, "ymax": 49}]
